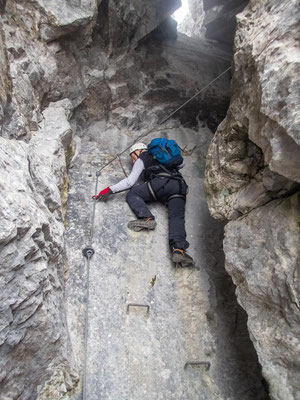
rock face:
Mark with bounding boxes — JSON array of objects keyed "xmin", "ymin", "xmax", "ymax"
[
  {"xmin": 117, "ymin": 31, "xmax": 231, "ymax": 130},
  {"xmin": 3, "ymin": 0, "xmax": 298, "ymax": 398},
  {"xmin": 179, "ymin": 0, "xmax": 205, "ymax": 38},
  {"xmin": 204, "ymin": 1, "xmax": 300, "ymax": 399},
  {"xmin": 65, "ymin": 120, "xmax": 268, "ymax": 400},
  {"xmin": 224, "ymin": 193, "xmax": 300, "ymax": 400},
  {"xmin": 0, "ymin": 101, "xmax": 77, "ymax": 399},
  {"xmin": 202, "ymin": 0, "xmax": 248, "ymax": 46},
  {"xmin": 0, "ymin": 18, "xmax": 10, "ymax": 129},
  {"xmin": 1, "ymin": 0, "xmax": 234, "ymax": 398},
  {"xmin": 95, "ymin": 0, "xmax": 181, "ymax": 50},
  {"xmin": 17, "ymin": 0, "xmax": 98, "ymax": 43},
  {"xmin": 205, "ymin": 0, "xmax": 300, "ymax": 220},
  {"xmin": 179, "ymin": 0, "xmax": 248, "ymax": 49}
]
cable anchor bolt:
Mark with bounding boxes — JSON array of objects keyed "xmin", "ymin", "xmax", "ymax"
[{"xmin": 82, "ymin": 247, "xmax": 95, "ymax": 259}]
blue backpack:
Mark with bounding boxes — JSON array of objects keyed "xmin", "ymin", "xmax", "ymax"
[{"xmin": 148, "ymin": 138, "xmax": 183, "ymax": 169}]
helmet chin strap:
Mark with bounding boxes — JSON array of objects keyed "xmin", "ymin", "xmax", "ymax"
[{"xmin": 132, "ymin": 149, "xmax": 146, "ymax": 159}]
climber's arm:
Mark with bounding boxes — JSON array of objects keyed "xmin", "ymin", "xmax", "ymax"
[{"xmin": 110, "ymin": 158, "xmax": 145, "ymax": 193}]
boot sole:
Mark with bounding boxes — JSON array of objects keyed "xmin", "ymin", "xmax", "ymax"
[
  {"xmin": 172, "ymin": 254, "xmax": 195, "ymax": 268},
  {"xmin": 127, "ymin": 220, "xmax": 157, "ymax": 232},
  {"xmin": 175, "ymin": 260, "xmax": 196, "ymax": 268}
]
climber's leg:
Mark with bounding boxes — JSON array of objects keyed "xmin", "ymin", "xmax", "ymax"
[{"xmin": 126, "ymin": 183, "xmax": 157, "ymax": 231}]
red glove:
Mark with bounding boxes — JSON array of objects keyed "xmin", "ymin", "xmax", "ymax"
[{"xmin": 92, "ymin": 187, "xmax": 113, "ymax": 201}]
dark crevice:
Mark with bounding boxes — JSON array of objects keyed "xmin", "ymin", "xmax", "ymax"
[{"xmin": 201, "ymin": 212, "xmax": 270, "ymax": 399}]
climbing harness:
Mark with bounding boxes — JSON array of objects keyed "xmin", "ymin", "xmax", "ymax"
[
  {"xmin": 150, "ymin": 166, "xmax": 188, "ymax": 203},
  {"xmin": 167, "ymin": 194, "xmax": 186, "ymax": 202},
  {"xmin": 147, "ymin": 181, "xmax": 157, "ymax": 201}
]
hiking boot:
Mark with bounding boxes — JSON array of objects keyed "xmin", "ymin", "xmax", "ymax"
[
  {"xmin": 127, "ymin": 218, "xmax": 157, "ymax": 232},
  {"xmin": 172, "ymin": 248, "xmax": 195, "ymax": 267}
]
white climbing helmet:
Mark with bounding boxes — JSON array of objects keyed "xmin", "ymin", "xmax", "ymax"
[{"xmin": 129, "ymin": 142, "xmax": 147, "ymax": 155}]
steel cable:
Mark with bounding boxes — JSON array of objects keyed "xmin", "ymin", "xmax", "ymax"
[
  {"xmin": 95, "ymin": 66, "xmax": 231, "ymax": 175},
  {"xmin": 81, "ymin": 65, "xmax": 232, "ymax": 399}
]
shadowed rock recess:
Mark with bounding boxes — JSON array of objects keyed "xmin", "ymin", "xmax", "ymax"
[
  {"xmin": 204, "ymin": 1, "xmax": 300, "ymax": 399},
  {"xmin": 0, "ymin": 0, "xmax": 296, "ymax": 399}
]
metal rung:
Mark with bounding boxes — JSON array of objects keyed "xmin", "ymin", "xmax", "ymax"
[
  {"xmin": 184, "ymin": 361, "xmax": 210, "ymax": 371},
  {"xmin": 126, "ymin": 303, "xmax": 150, "ymax": 317}
]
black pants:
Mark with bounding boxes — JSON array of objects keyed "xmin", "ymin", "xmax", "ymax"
[{"xmin": 126, "ymin": 177, "xmax": 189, "ymax": 250}]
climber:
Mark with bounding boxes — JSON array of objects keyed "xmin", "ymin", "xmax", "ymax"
[{"xmin": 93, "ymin": 142, "xmax": 194, "ymax": 267}]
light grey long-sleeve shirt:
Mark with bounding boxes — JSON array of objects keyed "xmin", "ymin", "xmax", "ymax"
[
  {"xmin": 110, "ymin": 158, "xmax": 145, "ymax": 193},
  {"xmin": 110, "ymin": 158, "xmax": 184, "ymax": 193}
]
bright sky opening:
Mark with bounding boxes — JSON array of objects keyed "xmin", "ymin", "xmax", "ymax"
[{"xmin": 172, "ymin": 0, "xmax": 189, "ymax": 24}]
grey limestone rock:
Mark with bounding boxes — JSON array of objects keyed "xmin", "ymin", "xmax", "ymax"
[
  {"xmin": 204, "ymin": 2, "xmax": 300, "ymax": 399},
  {"xmin": 28, "ymin": 100, "xmax": 73, "ymax": 218},
  {"xmin": 1, "ymin": 1, "xmax": 206, "ymax": 397},
  {"xmin": 202, "ymin": 0, "xmax": 248, "ymax": 46},
  {"xmin": 0, "ymin": 0, "xmax": 275, "ymax": 398},
  {"xmin": 1, "ymin": 3, "xmax": 87, "ymax": 140},
  {"xmin": 205, "ymin": 0, "xmax": 300, "ymax": 220},
  {"xmin": 0, "ymin": 101, "xmax": 78, "ymax": 399},
  {"xmin": 65, "ymin": 121, "xmax": 268, "ymax": 400},
  {"xmin": 105, "ymin": 31, "xmax": 232, "ymax": 132},
  {"xmin": 95, "ymin": 0, "xmax": 181, "ymax": 51},
  {"xmin": 9, "ymin": 0, "xmax": 98, "ymax": 43},
  {"xmin": 179, "ymin": 0, "xmax": 248, "ymax": 48},
  {"xmin": 0, "ymin": 18, "xmax": 11, "ymax": 130},
  {"xmin": 224, "ymin": 192, "xmax": 300, "ymax": 400},
  {"xmin": 179, "ymin": 0, "xmax": 205, "ymax": 38}
]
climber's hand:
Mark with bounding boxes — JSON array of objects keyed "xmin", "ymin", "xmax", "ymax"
[{"xmin": 92, "ymin": 187, "xmax": 113, "ymax": 201}]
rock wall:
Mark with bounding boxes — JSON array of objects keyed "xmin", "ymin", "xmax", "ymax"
[
  {"xmin": 0, "ymin": 14, "xmax": 10, "ymax": 130},
  {"xmin": 179, "ymin": 0, "xmax": 205, "ymax": 38},
  {"xmin": 65, "ymin": 120, "xmax": 269, "ymax": 400},
  {"xmin": 0, "ymin": 0, "xmax": 185, "ymax": 398},
  {"xmin": 0, "ymin": 101, "xmax": 77, "ymax": 399},
  {"xmin": 224, "ymin": 193, "xmax": 300, "ymax": 400},
  {"xmin": 179, "ymin": 0, "xmax": 248, "ymax": 50},
  {"xmin": 205, "ymin": 0, "xmax": 300, "ymax": 220},
  {"xmin": 95, "ymin": 0, "xmax": 181, "ymax": 51},
  {"xmin": 204, "ymin": 1, "xmax": 300, "ymax": 399},
  {"xmin": 2, "ymin": 0, "xmax": 294, "ymax": 397}
]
